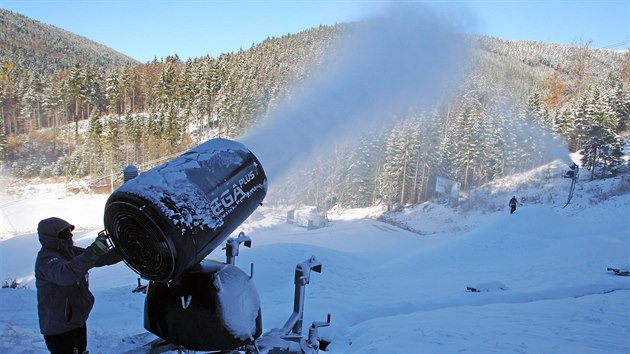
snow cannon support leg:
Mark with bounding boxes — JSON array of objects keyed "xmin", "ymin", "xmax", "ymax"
[
  {"xmin": 283, "ymin": 256, "xmax": 322, "ymax": 336},
  {"xmin": 255, "ymin": 256, "xmax": 332, "ymax": 354},
  {"xmin": 224, "ymin": 231, "xmax": 252, "ymax": 265}
]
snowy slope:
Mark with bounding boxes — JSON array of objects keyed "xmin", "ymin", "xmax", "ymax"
[{"xmin": 1, "ymin": 166, "xmax": 629, "ymax": 353}]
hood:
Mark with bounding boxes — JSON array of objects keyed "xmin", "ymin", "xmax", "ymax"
[{"xmin": 38, "ymin": 217, "xmax": 75, "ymax": 250}]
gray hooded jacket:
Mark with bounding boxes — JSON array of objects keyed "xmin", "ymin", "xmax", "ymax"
[{"xmin": 35, "ymin": 217, "xmax": 121, "ymax": 335}]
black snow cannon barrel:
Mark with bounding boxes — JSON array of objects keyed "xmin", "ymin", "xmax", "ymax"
[{"xmin": 104, "ymin": 138, "xmax": 267, "ymax": 283}]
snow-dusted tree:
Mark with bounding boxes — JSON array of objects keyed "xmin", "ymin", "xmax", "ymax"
[
  {"xmin": 526, "ymin": 91, "xmax": 547, "ymax": 122},
  {"xmin": 152, "ymin": 61, "xmax": 182, "ymax": 151},
  {"xmin": 377, "ymin": 122, "xmax": 408, "ymax": 205},
  {"xmin": 20, "ymin": 73, "xmax": 46, "ymax": 131},
  {"xmin": 608, "ymin": 80, "xmax": 629, "ymax": 133},
  {"xmin": 598, "ymin": 137, "xmax": 624, "ymax": 178},
  {"xmin": 192, "ymin": 60, "xmax": 220, "ymax": 139},
  {"xmin": 102, "ymin": 116, "xmax": 123, "ymax": 190},
  {"xmin": 67, "ymin": 63, "xmax": 87, "ymax": 143},
  {"xmin": 479, "ymin": 105, "xmax": 505, "ymax": 182},
  {"xmin": 86, "ymin": 109, "xmax": 103, "ymax": 175},
  {"xmin": 451, "ymin": 93, "xmax": 484, "ymax": 190},
  {"xmin": 42, "ymin": 73, "xmax": 67, "ymax": 128},
  {"xmin": 123, "ymin": 111, "xmax": 142, "ymax": 163},
  {"xmin": 338, "ymin": 132, "xmax": 383, "ymax": 207},
  {"xmin": 105, "ymin": 72, "xmax": 121, "ymax": 115},
  {"xmin": 580, "ymin": 124, "xmax": 624, "ymax": 180},
  {"xmin": 410, "ymin": 110, "xmax": 444, "ymax": 202},
  {"xmin": 140, "ymin": 113, "xmax": 157, "ymax": 163},
  {"xmin": 0, "ymin": 61, "xmax": 30, "ymax": 134},
  {"xmin": 0, "ymin": 116, "xmax": 7, "ymax": 161},
  {"xmin": 571, "ymin": 99, "xmax": 590, "ymax": 152},
  {"xmin": 178, "ymin": 64, "xmax": 194, "ymax": 117},
  {"xmin": 202, "ymin": 61, "xmax": 220, "ymax": 123},
  {"xmin": 553, "ymin": 107, "xmax": 575, "ymax": 148},
  {"xmin": 120, "ymin": 66, "xmax": 140, "ymax": 113}
]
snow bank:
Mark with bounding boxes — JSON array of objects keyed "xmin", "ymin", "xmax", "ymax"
[{"xmin": 1, "ymin": 165, "xmax": 629, "ymax": 353}]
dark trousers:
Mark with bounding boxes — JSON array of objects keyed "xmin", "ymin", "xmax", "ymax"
[
  {"xmin": 510, "ymin": 205, "xmax": 516, "ymax": 214},
  {"xmin": 44, "ymin": 324, "xmax": 87, "ymax": 354}
]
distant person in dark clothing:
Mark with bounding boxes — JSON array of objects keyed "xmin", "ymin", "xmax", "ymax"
[
  {"xmin": 35, "ymin": 217, "xmax": 121, "ymax": 354},
  {"xmin": 509, "ymin": 196, "xmax": 518, "ymax": 214}
]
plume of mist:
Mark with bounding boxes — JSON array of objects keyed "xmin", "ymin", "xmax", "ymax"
[
  {"xmin": 487, "ymin": 95, "xmax": 575, "ymax": 169},
  {"xmin": 240, "ymin": 3, "xmax": 471, "ymax": 183},
  {"xmin": 520, "ymin": 117, "xmax": 575, "ymax": 167}
]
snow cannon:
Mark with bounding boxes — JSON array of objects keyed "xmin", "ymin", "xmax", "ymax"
[{"xmin": 103, "ymin": 138, "xmax": 267, "ymax": 283}]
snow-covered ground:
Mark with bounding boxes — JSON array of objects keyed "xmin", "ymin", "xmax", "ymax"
[{"xmin": 1, "ymin": 161, "xmax": 629, "ymax": 353}]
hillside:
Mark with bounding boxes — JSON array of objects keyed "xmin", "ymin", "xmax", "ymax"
[
  {"xmin": 0, "ymin": 9, "xmax": 139, "ymax": 74},
  {"xmin": 0, "ymin": 11, "xmax": 628, "ymax": 213}
]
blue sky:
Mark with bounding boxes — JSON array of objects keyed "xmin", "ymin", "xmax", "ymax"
[{"xmin": 2, "ymin": 0, "xmax": 628, "ymax": 63}]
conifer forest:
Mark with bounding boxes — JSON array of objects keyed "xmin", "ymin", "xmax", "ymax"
[{"xmin": 1, "ymin": 9, "xmax": 629, "ymax": 209}]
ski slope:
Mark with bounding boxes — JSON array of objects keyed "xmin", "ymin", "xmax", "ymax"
[{"xmin": 0, "ymin": 168, "xmax": 629, "ymax": 353}]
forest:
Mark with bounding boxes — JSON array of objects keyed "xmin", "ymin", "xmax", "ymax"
[{"xmin": 1, "ymin": 18, "xmax": 629, "ymax": 210}]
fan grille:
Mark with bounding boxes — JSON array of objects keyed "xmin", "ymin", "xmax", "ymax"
[{"xmin": 104, "ymin": 201, "xmax": 175, "ymax": 282}]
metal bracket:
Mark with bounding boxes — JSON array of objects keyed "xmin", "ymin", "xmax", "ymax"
[
  {"xmin": 97, "ymin": 228, "xmax": 114, "ymax": 249},
  {"xmin": 254, "ymin": 255, "xmax": 331, "ymax": 354},
  {"xmin": 224, "ymin": 232, "xmax": 252, "ymax": 265},
  {"xmin": 132, "ymin": 278, "xmax": 148, "ymax": 294},
  {"xmin": 307, "ymin": 314, "xmax": 331, "ymax": 351},
  {"xmin": 282, "ymin": 256, "xmax": 322, "ymax": 336}
]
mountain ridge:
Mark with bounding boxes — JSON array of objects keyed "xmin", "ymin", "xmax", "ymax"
[{"xmin": 0, "ymin": 9, "xmax": 139, "ymax": 74}]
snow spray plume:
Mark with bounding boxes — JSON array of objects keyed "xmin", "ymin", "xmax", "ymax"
[
  {"xmin": 517, "ymin": 116, "xmax": 573, "ymax": 166},
  {"xmin": 490, "ymin": 99, "xmax": 574, "ymax": 167},
  {"xmin": 241, "ymin": 3, "xmax": 470, "ymax": 183},
  {"xmin": 525, "ymin": 122, "xmax": 574, "ymax": 166}
]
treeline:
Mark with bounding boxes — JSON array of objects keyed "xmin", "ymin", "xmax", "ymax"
[
  {"xmin": 283, "ymin": 77, "xmax": 629, "ymax": 209},
  {"xmin": 0, "ymin": 25, "xmax": 341, "ymax": 177},
  {"xmin": 1, "ymin": 25, "xmax": 628, "ymax": 209},
  {"xmin": 264, "ymin": 37, "xmax": 630, "ymax": 208}
]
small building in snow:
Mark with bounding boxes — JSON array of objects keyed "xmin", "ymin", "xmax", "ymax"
[{"xmin": 287, "ymin": 206, "xmax": 327, "ymax": 229}]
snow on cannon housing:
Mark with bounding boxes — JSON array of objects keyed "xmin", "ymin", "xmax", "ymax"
[
  {"xmin": 103, "ymin": 138, "xmax": 330, "ymax": 353},
  {"xmin": 104, "ymin": 138, "xmax": 267, "ymax": 283}
]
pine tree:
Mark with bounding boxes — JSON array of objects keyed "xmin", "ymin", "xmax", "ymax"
[
  {"xmin": 123, "ymin": 112, "xmax": 142, "ymax": 164},
  {"xmin": 378, "ymin": 125, "xmax": 406, "ymax": 206},
  {"xmin": 0, "ymin": 116, "xmax": 7, "ymax": 161},
  {"xmin": 86, "ymin": 109, "xmax": 103, "ymax": 175},
  {"xmin": 20, "ymin": 73, "xmax": 47, "ymax": 131},
  {"xmin": 572, "ymin": 99, "xmax": 590, "ymax": 152},
  {"xmin": 102, "ymin": 116, "xmax": 123, "ymax": 190},
  {"xmin": 1, "ymin": 61, "xmax": 30, "ymax": 134},
  {"xmin": 68, "ymin": 63, "xmax": 85, "ymax": 143},
  {"xmin": 339, "ymin": 132, "xmax": 382, "ymax": 207},
  {"xmin": 452, "ymin": 94, "xmax": 483, "ymax": 190},
  {"xmin": 193, "ymin": 60, "xmax": 220, "ymax": 138},
  {"xmin": 580, "ymin": 129, "xmax": 604, "ymax": 180},
  {"xmin": 178, "ymin": 64, "xmax": 195, "ymax": 123},
  {"xmin": 105, "ymin": 72, "xmax": 121, "ymax": 115},
  {"xmin": 580, "ymin": 123, "xmax": 624, "ymax": 180},
  {"xmin": 553, "ymin": 107, "xmax": 574, "ymax": 149},
  {"xmin": 120, "ymin": 66, "xmax": 140, "ymax": 113},
  {"xmin": 42, "ymin": 73, "xmax": 66, "ymax": 128},
  {"xmin": 609, "ymin": 80, "xmax": 630, "ymax": 132},
  {"xmin": 153, "ymin": 61, "xmax": 182, "ymax": 151}
]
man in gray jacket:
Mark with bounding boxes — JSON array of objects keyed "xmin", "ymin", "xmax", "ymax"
[{"xmin": 35, "ymin": 217, "xmax": 121, "ymax": 354}]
